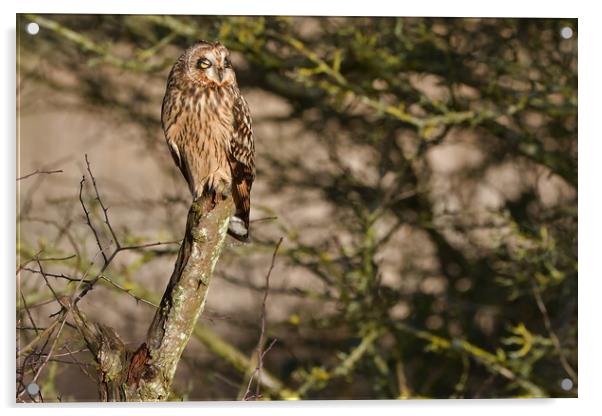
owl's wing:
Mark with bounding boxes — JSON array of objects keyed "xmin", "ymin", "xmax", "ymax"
[
  {"xmin": 228, "ymin": 94, "xmax": 255, "ymax": 240},
  {"xmin": 166, "ymin": 140, "xmax": 182, "ymax": 173},
  {"xmin": 230, "ymin": 95, "xmax": 255, "ymax": 175},
  {"xmin": 162, "ymin": 93, "xmax": 197, "ymax": 198}
]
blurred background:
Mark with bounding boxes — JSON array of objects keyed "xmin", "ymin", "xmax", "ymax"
[{"xmin": 16, "ymin": 15, "xmax": 577, "ymax": 401}]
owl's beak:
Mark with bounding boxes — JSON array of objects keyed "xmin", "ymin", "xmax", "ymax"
[{"xmin": 217, "ymin": 68, "xmax": 224, "ymax": 82}]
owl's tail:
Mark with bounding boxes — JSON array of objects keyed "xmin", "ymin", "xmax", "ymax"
[
  {"xmin": 228, "ymin": 214, "xmax": 249, "ymax": 242},
  {"xmin": 228, "ymin": 178, "xmax": 251, "ymax": 242}
]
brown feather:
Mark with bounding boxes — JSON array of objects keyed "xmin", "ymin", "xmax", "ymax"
[{"xmin": 229, "ymin": 157, "xmax": 253, "ymax": 240}]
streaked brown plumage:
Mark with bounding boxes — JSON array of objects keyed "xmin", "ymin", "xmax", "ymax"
[{"xmin": 161, "ymin": 41, "xmax": 255, "ymax": 241}]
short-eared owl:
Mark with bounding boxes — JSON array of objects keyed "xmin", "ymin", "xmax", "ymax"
[{"xmin": 161, "ymin": 41, "xmax": 255, "ymax": 241}]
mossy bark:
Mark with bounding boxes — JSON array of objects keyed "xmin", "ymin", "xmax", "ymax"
[{"xmin": 73, "ymin": 198, "xmax": 234, "ymax": 401}]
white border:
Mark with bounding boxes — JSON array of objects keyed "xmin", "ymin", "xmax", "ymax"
[{"xmin": 3, "ymin": 1, "xmax": 599, "ymax": 415}]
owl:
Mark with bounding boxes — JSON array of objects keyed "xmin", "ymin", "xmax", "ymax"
[{"xmin": 161, "ymin": 41, "xmax": 255, "ymax": 241}]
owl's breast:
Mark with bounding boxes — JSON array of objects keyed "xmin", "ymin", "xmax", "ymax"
[{"xmin": 191, "ymin": 88, "xmax": 235, "ymax": 151}]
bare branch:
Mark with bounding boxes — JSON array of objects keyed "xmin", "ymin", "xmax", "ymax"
[
  {"xmin": 17, "ymin": 169, "xmax": 63, "ymax": 181},
  {"xmin": 79, "ymin": 175, "xmax": 109, "ymax": 264},
  {"xmin": 18, "ymin": 290, "xmax": 39, "ymax": 336},
  {"xmin": 99, "ymin": 275, "xmax": 159, "ymax": 308},
  {"xmin": 531, "ymin": 278, "xmax": 578, "ymax": 384},
  {"xmin": 242, "ymin": 237, "xmax": 283, "ymax": 401},
  {"xmin": 35, "ymin": 259, "xmax": 63, "ymax": 308},
  {"xmin": 119, "ymin": 240, "xmax": 181, "ymax": 251},
  {"xmin": 17, "ymin": 319, "xmax": 60, "ymax": 359},
  {"xmin": 22, "ymin": 267, "xmax": 90, "ymax": 284},
  {"xmin": 17, "ymin": 313, "xmax": 69, "ymax": 398},
  {"xmin": 254, "ymin": 238, "xmax": 282, "ymax": 399},
  {"xmin": 85, "ymin": 154, "xmax": 120, "ymax": 248}
]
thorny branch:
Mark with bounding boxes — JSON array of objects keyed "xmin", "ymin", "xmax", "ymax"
[
  {"xmin": 74, "ymin": 155, "xmax": 180, "ymax": 304},
  {"xmin": 17, "ymin": 156, "xmax": 188, "ymax": 401},
  {"xmin": 19, "ymin": 174, "xmax": 236, "ymax": 401}
]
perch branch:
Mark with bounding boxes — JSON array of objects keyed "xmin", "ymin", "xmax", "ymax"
[
  {"xmin": 73, "ymin": 198, "xmax": 234, "ymax": 401},
  {"xmin": 133, "ymin": 197, "xmax": 234, "ymax": 401}
]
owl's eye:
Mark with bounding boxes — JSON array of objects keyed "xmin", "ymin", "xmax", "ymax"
[
  {"xmin": 197, "ymin": 58, "xmax": 212, "ymax": 69},
  {"xmin": 224, "ymin": 58, "xmax": 232, "ymax": 68}
]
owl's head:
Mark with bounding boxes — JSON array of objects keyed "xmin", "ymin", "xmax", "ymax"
[{"xmin": 182, "ymin": 41, "xmax": 237, "ymax": 87}]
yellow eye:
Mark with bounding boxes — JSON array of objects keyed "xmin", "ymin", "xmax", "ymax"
[{"xmin": 197, "ymin": 58, "xmax": 211, "ymax": 69}]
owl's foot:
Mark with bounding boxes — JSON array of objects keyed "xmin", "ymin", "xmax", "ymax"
[{"xmin": 199, "ymin": 178, "xmax": 231, "ymax": 200}]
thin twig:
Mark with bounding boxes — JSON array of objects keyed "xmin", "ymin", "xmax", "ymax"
[
  {"xmin": 119, "ymin": 240, "xmax": 181, "ymax": 251},
  {"xmin": 243, "ymin": 339, "xmax": 278, "ymax": 401},
  {"xmin": 218, "ymin": 271, "xmax": 332, "ymax": 300},
  {"xmin": 17, "ymin": 169, "xmax": 63, "ymax": 181},
  {"xmin": 18, "ymin": 314, "xmax": 69, "ymax": 398},
  {"xmin": 37, "ymin": 254, "xmax": 77, "ymax": 262},
  {"xmin": 19, "ymin": 290, "xmax": 39, "ymax": 336},
  {"xmin": 17, "ymin": 327, "xmax": 49, "ymax": 331},
  {"xmin": 73, "ymin": 239, "xmax": 179, "ymax": 304},
  {"xmin": 79, "ymin": 175, "xmax": 108, "ymax": 264},
  {"xmin": 22, "ymin": 267, "xmax": 91, "ymax": 284},
  {"xmin": 99, "ymin": 275, "xmax": 159, "ymax": 308},
  {"xmin": 60, "ymin": 344, "xmax": 97, "ymax": 382},
  {"xmin": 85, "ymin": 154, "xmax": 120, "ymax": 248},
  {"xmin": 16, "ymin": 250, "xmax": 43, "ymax": 274},
  {"xmin": 250, "ymin": 216, "xmax": 278, "ymax": 224},
  {"xmin": 17, "ymin": 319, "xmax": 60, "ymax": 358},
  {"xmin": 255, "ymin": 238, "xmax": 283, "ymax": 399},
  {"xmin": 35, "ymin": 260, "xmax": 62, "ymax": 307},
  {"xmin": 71, "ymin": 248, "xmax": 106, "ymax": 304},
  {"xmin": 77, "ymin": 156, "xmax": 181, "ymax": 303},
  {"xmin": 243, "ymin": 237, "xmax": 283, "ymax": 400},
  {"xmin": 531, "ymin": 278, "xmax": 577, "ymax": 383}
]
